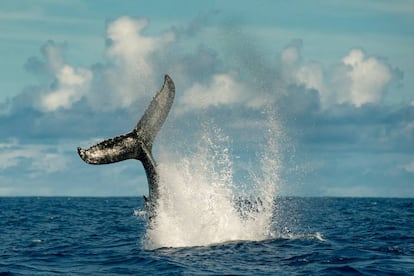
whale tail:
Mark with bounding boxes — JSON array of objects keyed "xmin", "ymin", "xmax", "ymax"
[
  {"xmin": 77, "ymin": 75, "xmax": 174, "ymax": 219},
  {"xmin": 77, "ymin": 75, "xmax": 175, "ymax": 165}
]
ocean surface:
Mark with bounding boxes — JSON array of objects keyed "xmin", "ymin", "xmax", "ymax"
[{"xmin": 1, "ymin": 197, "xmax": 413, "ymax": 275}]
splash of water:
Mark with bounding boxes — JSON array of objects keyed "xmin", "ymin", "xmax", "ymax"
[{"xmin": 144, "ymin": 111, "xmax": 282, "ymax": 249}]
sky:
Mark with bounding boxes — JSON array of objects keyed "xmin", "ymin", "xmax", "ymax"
[{"xmin": 0, "ymin": 0, "xmax": 413, "ymax": 197}]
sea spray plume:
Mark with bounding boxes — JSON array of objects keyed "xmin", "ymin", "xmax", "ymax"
[
  {"xmin": 145, "ymin": 122, "xmax": 242, "ymax": 248},
  {"xmin": 77, "ymin": 75, "xmax": 175, "ymax": 221},
  {"xmin": 145, "ymin": 118, "xmax": 280, "ymax": 249},
  {"xmin": 251, "ymin": 107, "xmax": 282, "ymax": 237}
]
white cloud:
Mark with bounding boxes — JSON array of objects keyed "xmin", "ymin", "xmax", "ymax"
[
  {"xmin": 280, "ymin": 43, "xmax": 325, "ymax": 96},
  {"xmin": 280, "ymin": 45, "xmax": 395, "ymax": 108},
  {"xmin": 23, "ymin": 41, "xmax": 94, "ymax": 112},
  {"xmin": 40, "ymin": 65, "xmax": 92, "ymax": 111},
  {"xmin": 329, "ymin": 49, "xmax": 394, "ymax": 107},
  {"xmin": 14, "ymin": 18, "xmax": 402, "ymax": 116},
  {"xmin": 22, "ymin": 17, "xmax": 175, "ymax": 113},
  {"xmin": 296, "ymin": 62, "xmax": 325, "ymax": 94},
  {"xmin": 97, "ymin": 17, "xmax": 175, "ymax": 110},
  {"xmin": 179, "ymin": 73, "xmax": 247, "ymax": 112},
  {"xmin": 340, "ymin": 49, "xmax": 392, "ymax": 106},
  {"xmin": 106, "ymin": 17, "xmax": 174, "ymax": 72},
  {"xmin": 0, "ymin": 140, "xmax": 68, "ymax": 174}
]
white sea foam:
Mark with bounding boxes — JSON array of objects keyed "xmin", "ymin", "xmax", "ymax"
[
  {"xmin": 275, "ymin": 232, "xmax": 327, "ymax": 242},
  {"xmin": 133, "ymin": 209, "xmax": 146, "ymax": 217},
  {"xmin": 145, "ymin": 111, "xmax": 283, "ymax": 249}
]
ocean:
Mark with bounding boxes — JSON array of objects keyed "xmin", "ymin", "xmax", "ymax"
[{"xmin": 1, "ymin": 196, "xmax": 413, "ymax": 275}]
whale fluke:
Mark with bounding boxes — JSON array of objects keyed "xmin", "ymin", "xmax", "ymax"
[{"xmin": 77, "ymin": 75, "xmax": 175, "ymax": 218}]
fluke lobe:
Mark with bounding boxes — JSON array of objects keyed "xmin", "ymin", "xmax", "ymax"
[{"xmin": 77, "ymin": 75, "xmax": 175, "ymax": 220}]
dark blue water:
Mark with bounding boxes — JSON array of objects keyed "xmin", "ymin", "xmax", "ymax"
[{"xmin": 1, "ymin": 197, "xmax": 413, "ymax": 275}]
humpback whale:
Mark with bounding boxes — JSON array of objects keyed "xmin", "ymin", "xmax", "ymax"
[{"xmin": 77, "ymin": 75, "xmax": 175, "ymax": 220}]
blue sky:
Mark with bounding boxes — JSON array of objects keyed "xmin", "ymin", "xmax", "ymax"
[{"xmin": 0, "ymin": 0, "xmax": 413, "ymax": 197}]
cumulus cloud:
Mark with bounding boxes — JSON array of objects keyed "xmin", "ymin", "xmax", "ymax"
[
  {"xmin": 87, "ymin": 17, "xmax": 175, "ymax": 111},
  {"xmin": 20, "ymin": 40, "xmax": 93, "ymax": 112},
  {"xmin": 12, "ymin": 17, "xmax": 402, "ymax": 118},
  {"xmin": 40, "ymin": 65, "xmax": 92, "ymax": 112},
  {"xmin": 279, "ymin": 42, "xmax": 399, "ymax": 108},
  {"xmin": 179, "ymin": 73, "xmax": 247, "ymax": 112},
  {"xmin": 12, "ymin": 17, "xmax": 175, "ymax": 114},
  {"xmin": 279, "ymin": 41, "xmax": 326, "ymax": 106},
  {"xmin": 109, "ymin": 18, "xmax": 174, "ymax": 71},
  {"xmin": 339, "ymin": 49, "xmax": 393, "ymax": 106},
  {"xmin": 5, "ymin": 17, "xmax": 407, "ymax": 129}
]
